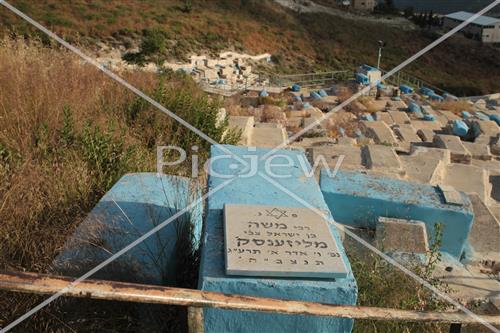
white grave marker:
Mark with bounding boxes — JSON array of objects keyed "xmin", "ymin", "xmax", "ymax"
[{"xmin": 224, "ymin": 204, "xmax": 348, "ymax": 279}]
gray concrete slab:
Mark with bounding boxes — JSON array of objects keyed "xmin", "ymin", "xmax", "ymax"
[
  {"xmin": 411, "ymin": 120, "xmax": 443, "ymax": 132},
  {"xmin": 308, "ymin": 144, "xmax": 363, "ymax": 171},
  {"xmin": 433, "ymin": 134, "xmax": 472, "ymax": 164},
  {"xmin": 255, "ymin": 122, "xmax": 283, "ymax": 129},
  {"xmin": 393, "ymin": 124, "xmax": 421, "ymax": 143},
  {"xmin": 250, "ymin": 127, "xmax": 287, "ymax": 148},
  {"xmin": 375, "ymin": 111, "xmax": 394, "ymax": 126},
  {"xmin": 361, "ymin": 121, "xmax": 399, "ymax": 146},
  {"xmin": 362, "ymin": 144, "xmax": 405, "ymax": 176},
  {"xmin": 462, "ymin": 142, "xmax": 492, "ymax": 161},
  {"xmin": 228, "ymin": 116, "xmax": 255, "ymax": 146},
  {"xmin": 468, "ymin": 194, "xmax": 500, "ymax": 262},
  {"xmin": 417, "ymin": 128, "xmax": 437, "ymax": 142},
  {"xmin": 375, "ymin": 112, "xmax": 394, "ymax": 125},
  {"xmin": 376, "ymin": 217, "xmax": 429, "ymax": 254},
  {"xmin": 400, "ymin": 147, "xmax": 450, "ymax": 184},
  {"xmin": 441, "ymin": 164, "xmax": 489, "ymax": 203},
  {"xmin": 388, "ymin": 110, "xmax": 411, "ymax": 125}
]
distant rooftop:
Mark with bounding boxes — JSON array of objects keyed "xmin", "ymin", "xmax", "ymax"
[{"xmin": 445, "ymin": 11, "xmax": 500, "ymax": 26}]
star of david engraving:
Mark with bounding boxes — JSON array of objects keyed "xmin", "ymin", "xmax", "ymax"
[{"xmin": 265, "ymin": 208, "xmax": 288, "ymax": 220}]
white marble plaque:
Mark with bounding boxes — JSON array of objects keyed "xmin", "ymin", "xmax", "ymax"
[{"xmin": 224, "ymin": 204, "xmax": 348, "ymax": 279}]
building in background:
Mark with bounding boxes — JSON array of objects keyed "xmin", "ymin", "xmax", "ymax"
[{"xmin": 444, "ymin": 11, "xmax": 500, "ymax": 43}]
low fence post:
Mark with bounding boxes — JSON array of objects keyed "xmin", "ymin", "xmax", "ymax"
[{"xmin": 188, "ymin": 307, "xmax": 204, "ymax": 333}]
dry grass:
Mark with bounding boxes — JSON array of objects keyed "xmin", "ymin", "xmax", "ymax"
[
  {"xmin": 0, "ymin": 38, "xmax": 154, "ymax": 271},
  {"xmin": 0, "ymin": 39, "xmax": 159, "ymax": 332},
  {"xmin": 0, "ymin": 39, "xmax": 236, "ymax": 332},
  {"xmin": 435, "ymin": 100, "xmax": 473, "ymax": 115}
]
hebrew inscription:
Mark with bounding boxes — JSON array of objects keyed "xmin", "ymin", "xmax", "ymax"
[{"xmin": 224, "ymin": 204, "xmax": 348, "ymax": 279}]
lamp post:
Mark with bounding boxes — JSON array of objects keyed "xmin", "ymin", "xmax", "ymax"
[{"xmin": 377, "ymin": 40, "xmax": 386, "ymax": 69}]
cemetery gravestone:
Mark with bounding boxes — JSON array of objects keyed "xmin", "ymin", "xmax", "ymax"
[{"xmin": 224, "ymin": 204, "xmax": 348, "ymax": 279}]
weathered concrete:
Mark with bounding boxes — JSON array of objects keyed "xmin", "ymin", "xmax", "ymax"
[
  {"xmin": 375, "ymin": 217, "xmax": 429, "ymax": 254},
  {"xmin": 296, "ymin": 137, "xmax": 335, "ymax": 147},
  {"xmin": 393, "ymin": 124, "xmax": 421, "ymax": 152},
  {"xmin": 255, "ymin": 122, "xmax": 282, "ymax": 129},
  {"xmin": 362, "ymin": 144, "xmax": 405, "ymax": 176},
  {"xmin": 467, "ymin": 194, "xmax": 500, "ymax": 262},
  {"xmin": 308, "ymin": 144, "xmax": 363, "ymax": 172},
  {"xmin": 320, "ymin": 171, "xmax": 474, "ymax": 258},
  {"xmin": 441, "ymin": 164, "xmax": 489, "ymax": 203},
  {"xmin": 462, "ymin": 142, "xmax": 492, "ymax": 161},
  {"xmin": 433, "ymin": 134, "xmax": 472, "ymax": 164},
  {"xmin": 228, "ymin": 116, "xmax": 255, "ymax": 146},
  {"xmin": 393, "ymin": 125, "xmax": 421, "ymax": 143},
  {"xmin": 416, "ymin": 128, "xmax": 437, "ymax": 142},
  {"xmin": 433, "ymin": 254, "xmax": 500, "ymax": 303},
  {"xmin": 250, "ymin": 127, "xmax": 287, "ymax": 148},
  {"xmin": 337, "ymin": 137, "xmax": 357, "ymax": 145},
  {"xmin": 361, "ymin": 121, "xmax": 398, "ymax": 146},
  {"xmin": 411, "ymin": 120, "xmax": 443, "ymax": 132},
  {"xmin": 200, "ymin": 145, "xmax": 357, "ymax": 333},
  {"xmin": 375, "ymin": 111, "xmax": 394, "ymax": 125},
  {"xmin": 437, "ymin": 110, "xmax": 461, "ymax": 122},
  {"xmin": 400, "ymin": 147, "xmax": 450, "ymax": 184},
  {"xmin": 388, "ymin": 110, "xmax": 411, "ymax": 125}
]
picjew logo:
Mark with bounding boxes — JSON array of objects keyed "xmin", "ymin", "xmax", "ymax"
[{"xmin": 156, "ymin": 146, "xmax": 344, "ymax": 179}]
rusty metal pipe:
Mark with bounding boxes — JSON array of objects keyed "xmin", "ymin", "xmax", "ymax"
[{"xmin": 0, "ymin": 270, "xmax": 498, "ymax": 325}]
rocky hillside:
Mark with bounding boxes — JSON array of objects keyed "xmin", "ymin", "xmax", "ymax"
[{"xmin": 1, "ymin": 0, "xmax": 499, "ymax": 95}]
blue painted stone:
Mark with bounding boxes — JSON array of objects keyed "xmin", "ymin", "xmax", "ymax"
[
  {"xmin": 423, "ymin": 114, "xmax": 436, "ymax": 121},
  {"xmin": 293, "ymin": 95, "xmax": 302, "ymax": 102},
  {"xmin": 311, "ymin": 91, "xmax": 322, "ymax": 100},
  {"xmin": 452, "ymin": 120, "xmax": 469, "ymax": 137},
  {"xmin": 260, "ymin": 90, "xmax": 269, "ymax": 97},
  {"xmin": 199, "ymin": 145, "xmax": 357, "ymax": 333},
  {"xmin": 320, "ymin": 171, "xmax": 474, "ymax": 259},
  {"xmin": 303, "ymin": 102, "xmax": 312, "ymax": 109},
  {"xmin": 292, "ymin": 84, "xmax": 301, "ymax": 92},
  {"xmin": 430, "ymin": 94, "xmax": 444, "ymax": 102},
  {"xmin": 490, "ymin": 114, "xmax": 500, "ymax": 126},
  {"xmin": 355, "ymin": 73, "xmax": 369, "ymax": 85},
  {"xmin": 461, "ymin": 111, "xmax": 471, "ymax": 119},
  {"xmin": 54, "ymin": 173, "xmax": 203, "ymax": 285},
  {"xmin": 408, "ymin": 101, "xmax": 421, "ymax": 113},
  {"xmin": 318, "ymin": 89, "xmax": 328, "ymax": 97},
  {"xmin": 399, "ymin": 84, "xmax": 413, "ymax": 94},
  {"xmin": 419, "ymin": 87, "xmax": 435, "ymax": 97}
]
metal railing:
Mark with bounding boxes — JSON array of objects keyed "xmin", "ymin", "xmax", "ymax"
[
  {"xmin": 379, "ymin": 68, "xmax": 450, "ymax": 96},
  {"xmin": 0, "ymin": 270, "xmax": 498, "ymax": 333},
  {"xmin": 270, "ymin": 70, "xmax": 353, "ymax": 88}
]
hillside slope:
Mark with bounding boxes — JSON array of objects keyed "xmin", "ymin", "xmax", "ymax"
[{"xmin": 1, "ymin": 0, "xmax": 499, "ymax": 95}]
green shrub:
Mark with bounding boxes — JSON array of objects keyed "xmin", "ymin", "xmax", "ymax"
[
  {"xmin": 80, "ymin": 122, "xmax": 132, "ymax": 191},
  {"xmin": 60, "ymin": 105, "xmax": 75, "ymax": 146}
]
